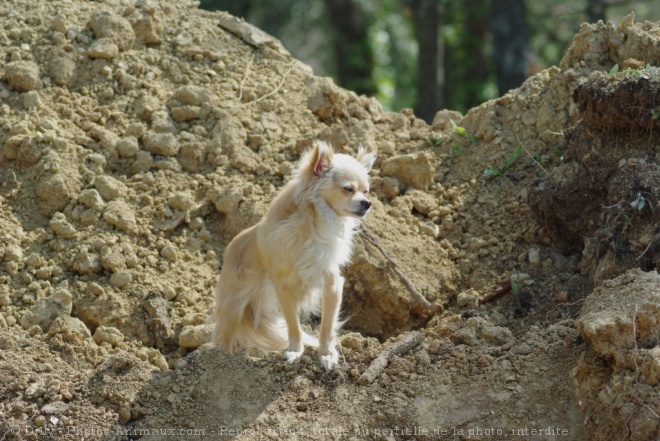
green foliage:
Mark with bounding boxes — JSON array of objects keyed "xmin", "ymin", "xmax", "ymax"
[
  {"xmin": 630, "ymin": 192, "xmax": 653, "ymax": 211},
  {"xmin": 425, "ymin": 133, "xmax": 443, "ymax": 146},
  {"xmin": 510, "ymin": 277, "xmax": 521, "ymax": 297},
  {"xmin": 450, "ymin": 120, "xmax": 478, "ymax": 144},
  {"xmin": 484, "ymin": 144, "xmax": 522, "ymax": 179},
  {"xmin": 652, "ymin": 107, "xmax": 660, "ymax": 120}
]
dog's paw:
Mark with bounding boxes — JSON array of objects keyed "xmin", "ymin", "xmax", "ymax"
[
  {"xmin": 319, "ymin": 348, "xmax": 338, "ymax": 371},
  {"xmin": 283, "ymin": 350, "xmax": 303, "ymax": 364}
]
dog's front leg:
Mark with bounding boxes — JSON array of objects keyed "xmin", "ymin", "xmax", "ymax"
[
  {"xmin": 318, "ymin": 272, "xmax": 343, "ymax": 370},
  {"xmin": 279, "ymin": 292, "xmax": 304, "ymax": 363}
]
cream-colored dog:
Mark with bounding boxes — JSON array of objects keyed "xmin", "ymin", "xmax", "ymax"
[{"xmin": 212, "ymin": 140, "xmax": 375, "ymax": 370}]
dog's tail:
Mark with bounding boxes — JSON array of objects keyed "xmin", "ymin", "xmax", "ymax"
[{"xmin": 212, "ymin": 279, "xmax": 291, "ymax": 353}]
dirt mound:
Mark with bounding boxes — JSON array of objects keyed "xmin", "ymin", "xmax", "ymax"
[{"xmin": 0, "ymin": 2, "xmax": 659, "ymax": 440}]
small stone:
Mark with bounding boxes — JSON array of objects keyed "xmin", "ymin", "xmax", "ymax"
[
  {"xmin": 167, "ymin": 192, "xmax": 194, "ymax": 211},
  {"xmin": 94, "ymin": 176, "xmax": 128, "ymax": 200},
  {"xmin": 87, "ymin": 38, "xmax": 119, "ymax": 59},
  {"xmin": 47, "ymin": 316, "xmax": 91, "ymax": 342},
  {"xmin": 418, "ymin": 221, "xmax": 439, "ymax": 239},
  {"xmin": 171, "ymin": 106, "xmax": 200, "ymax": 122},
  {"xmin": 110, "ymin": 271, "xmax": 133, "ymax": 288},
  {"xmin": 178, "ymin": 324, "xmax": 213, "ymax": 348},
  {"xmin": 160, "ymin": 245, "xmax": 177, "ymax": 263},
  {"xmin": 50, "ymin": 212, "xmax": 77, "ymax": 239},
  {"xmin": 0, "ymin": 291, "xmax": 11, "ymax": 307},
  {"xmin": 100, "ymin": 248, "xmax": 126, "ymax": 272},
  {"xmin": 117, "ymin": 137, "xmax": 139, "ymax": 158},
  {"xmin": 4, "ymin": 61, "xmax": 41, "ymax": 92},
  {"xmin": 51, "ymin": 15, "xmax": 67, "ymax": 33},
  {"xmin": 380, "ymin": 176, "xmax": 400, "ymax": 199},
  {"xmin": 103, "ymin": 200, "xmax": 138, "ymax": 234},
  {"xmin": 143, "ymin": 131, "xmax": 179, "ymax": 156},
  {"xmin": 528, "ymin": 248, "xmax": 541, "ymax": 265},
  {"xmin": 207, "ymin": 187, "xmax": 243, "ymax": 214},
  {"xmin": 129, "ymin": 151, "xmax": 154, "ymax": 174},
  {"xmin": 19, "ymin": 288, "xmax": 73, "ymax": 331},
  {"xmin": 42, "ymin": 401, "xmax": 69, "ymax": 415},
  {"xmin": 78, "ymin": 189, "xmax": 106, "ymax": 211},
  {"xmin": 93, "ymin": 326, "xmax": 124, "ymax": 346},
  {"xmin": 555, "ymin": 291, "xmax": 569, "ymax": 303},
  {"xmin": 89, "ymin": 10, "xmax": 135, "ymax": 51},
  {"xmin": 73, "ymin": 250, "xmax": 101, "ymax": 274},
  {"xmin": 381, "ymin": 152, "xmax": 434, "ymax": 190},
  {"xmin": 131, "ymin": 10, "xmax": 162, "ymax": 45},
  {"xmin": 457, "ymin": 290, "xmax": 479, "ymax": 308},
  {"xmin": 22, "ymin": 91, "xmax": 44, "ymax": 109},
  {"xmin": 172, "ymin": 85, "xmax": 211, "ymax": 106},
  {"xmin": 408, "ymin": 189, "xmax": 438, "ymax": 215}
]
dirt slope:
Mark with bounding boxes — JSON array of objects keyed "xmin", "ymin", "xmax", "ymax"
[{"xmin": 0, "ymin": 2, "xmax": 659, "ymax": 440}]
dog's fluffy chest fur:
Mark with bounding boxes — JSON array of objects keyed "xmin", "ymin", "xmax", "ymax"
[{"xmin": 258, "ymin": 194, "xmax": 358, "ymax": 289}]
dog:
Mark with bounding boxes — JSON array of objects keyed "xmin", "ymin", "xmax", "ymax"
[{"xmin": 212, "ymin": 140, "xmax": 375, "ymax": 370}]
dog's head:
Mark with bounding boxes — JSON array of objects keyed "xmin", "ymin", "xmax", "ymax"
[{"xmin": 296, "ymin": 140, "xmax": 376, "ymax": 218}]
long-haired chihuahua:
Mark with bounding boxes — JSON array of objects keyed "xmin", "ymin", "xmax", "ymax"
[{"xmin": 212, "ymin": 140, "xmax": 375, "ymax": 370}]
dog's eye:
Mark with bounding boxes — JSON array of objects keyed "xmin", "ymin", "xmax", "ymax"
[
  {"xmin": 343, "ymin": 186, "xmax": 355, "ymax": 193},
  {"xmin": 363, "ymin": 188, "xmax": 369, "ymax": 194}
]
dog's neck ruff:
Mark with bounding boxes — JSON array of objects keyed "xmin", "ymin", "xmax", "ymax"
[{"xmin": 309, "ymin": 194, "xmax": 356, "ymax": 242}]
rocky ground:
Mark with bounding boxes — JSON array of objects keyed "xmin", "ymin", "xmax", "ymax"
[{"xmin": 0, "ymin": 1, "xmax": 659, "ymax": 440}]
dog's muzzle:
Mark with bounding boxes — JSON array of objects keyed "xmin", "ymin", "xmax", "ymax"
[{"xmin": 356, "ymin": 199, "xmax": 371, "ymax": 217}]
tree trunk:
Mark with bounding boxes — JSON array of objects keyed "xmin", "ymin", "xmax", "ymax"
[
  {"xmin": 325, "ymin": 0, "xmax": 377, "ymax": 97},
  {"xmin": 586, "ymin": 0, "xmax": 607, "ymax": 23},
  {"xmin": 409, "ymin": 0, "xmax": 444, "ymax": 123},
  {"xmin": 489, "ymin": 0, "xmax": 530, "ymax": 96}
]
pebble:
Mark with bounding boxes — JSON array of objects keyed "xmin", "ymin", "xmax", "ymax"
[
  {"xmin": 110, "ymin": 271, "xmax": 133, "ymax": 288},
  {"xmin": 160, "ymin": 245, "xmax": 177, "ymax": 262},
  {"xmin": 95, "ymin": 176, "xmax": 128, "ymax": 200},
  {"xmin": 19, "ymin": 288, "xmax": 73, "ymax": 331},
  {"xmin": 457, "ymin": 290, "xmax": 479, "ymax": 308},
  {"xmin": 4, "ymin": 61, "xmax": 41, "ymax": 91},
  {"xmin": 172, "ymin": 85, "xmax": 212, "ymax": 106},
  {"xmin": 178, "ymin": 324, "xmax": 213, "ymax": 348},
  {"xmin": 207, "ymin": 186, "xmax": 243, "ymax": 214},
  {"xmin": 78, "ymin": 189, "xmax": 106, "ymax": 211},
  {"xmin": 89, "ymin": 10, "xmax": 135, "ymax": 51},
  {"xmin": 528, "ymin": 248, "xmax": 541, "ymax": 265},
  {"xmin": 143, "ymin": 131, "xmax": 179, "ymax": 156},
  {"xmin": 50, "ymin": 213, "xmax": 77, "ymax": 239},
  {"xmin": 22, "ymin": 91, "xmax": 44, "ymax": 109},
  {"xmin": 93, "ymin": 326, "xmax": 124, "ymax": 346},
  {"xmin": 167, "ymin": 192, "xmax": 195, "ymax": 211},
  {"xmin": 117, "ymin": 136, "xmax": 139, "ymax": 158},
  {"xmin": 87, "ymin": 38, "xmax": 119, "ymax": 59},
  {"xmin": 103, "ymin": 200, "xmax": 138, "ymax": 234}
]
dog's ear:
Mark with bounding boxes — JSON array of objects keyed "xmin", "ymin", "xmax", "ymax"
[
  {"xmin": 356, "ymin": 146, "xmax": 376, "ymax": 172},
  {"xmin": 310, "ymin": 140, "xmax": 334, "ymax": 177}
]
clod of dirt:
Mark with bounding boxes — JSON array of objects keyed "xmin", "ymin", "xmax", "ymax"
[
  {"xmin": 529, "ymin": 69, "xmax": 660, "ymax": 285},
  {"xmin": 573, "ymin": 268, "xmax": 660, "ymax": 441}
]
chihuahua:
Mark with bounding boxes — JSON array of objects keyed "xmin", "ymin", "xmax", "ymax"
[{"xmin": 212, "ymin": 140, "xmax": 375, "ymax": 370}]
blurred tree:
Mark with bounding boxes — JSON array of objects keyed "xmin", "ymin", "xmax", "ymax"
[
  {"xmin": 489, "ymin": 0, "xmax": 531, "ymax": 96},
  {"xmin": 325, "ymin": 0, "xmax": 377, "ymax": 96},
  {"xmin": 444, "ymin": 0, "xmax": 492, "ymax": 112},
  {"xmin": 199, "ymin": 0, "xmax": 252, "ymax": 17},
  {"xmin": 199, "ymin": 0, "xmax": 660, "ymax": 117},
  {"xmin": 586, "ymin": 0, "xmax": 607, "ymax": 21},
  {"xmin": 408, "ymin": 0, "xmax": 444, "ymax": 123},
  {"xmin": 370, "ymin": 0, "xmax": 418, "ymax": 111}
]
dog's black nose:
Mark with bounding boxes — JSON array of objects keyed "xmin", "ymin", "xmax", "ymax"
[{"xmin": 360, "ymin": 199, "xmax": 371, "ymax": 210}]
